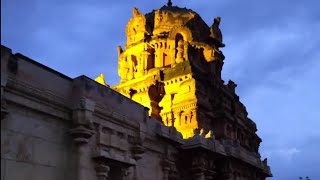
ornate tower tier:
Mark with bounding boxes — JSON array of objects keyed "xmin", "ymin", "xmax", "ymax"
[{"xmin": 113, "ymin": 5, "xmax": 258, "ymax": 149}]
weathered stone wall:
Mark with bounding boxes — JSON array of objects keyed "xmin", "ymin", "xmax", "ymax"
[
  {"xmin": 136, "ymin": 151, "xmax": 163, "ymax": 180},
  {"xmin": 1, "ymin": 45, "xmax": 74, "ymax": 180},
  {"xmin": 1, "ymin": 104, "xmax": 73, "ymax": 180},
  {"xmin": 1, "ymin": 43, "xmax": 271, "ymax": 180},
  {"xmin": 1, "ymin": 45, "xmax": 182, "ymax": 180}
]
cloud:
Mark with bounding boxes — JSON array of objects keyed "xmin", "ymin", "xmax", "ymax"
[
  {"xmin": 261, "ymin": 136, "xmax": 320, "ymax": 180},
  {"xmin": 262, "ymin": 147, "xmax": 301, "ymax": 165},
  {"xmin": 242, "ymin": 55, "xmax": 320, "ymax": 179},
  {"xmin": 222, "ymin": 18, "xmax": 320, "ymax": 94},
  {"xmin": 278, "ymin": 148, "xmax": 301, "ymax": 161}
]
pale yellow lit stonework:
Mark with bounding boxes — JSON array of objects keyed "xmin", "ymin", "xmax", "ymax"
[
  {"xmin": 95, "ymin": 73, "xmax": 107, "ymax": 86},
  {"xmin": 111, "ymin": 7, "xmax": 223, "ymax": 138}
]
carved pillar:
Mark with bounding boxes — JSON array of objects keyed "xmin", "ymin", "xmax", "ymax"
[
  {"xmin": 127, "ymin": 55, "xmax": 134, "ymax": 80},
  {"xmin": 175, "ymin": 40, "xmax": 184, "ymax": 63},
  {"xmin": 190, "ymin": 109, "xmax": 195, "ymax": 123},
  {"xmin": 161, "ymin": 158, "xmax": 178, "ymax": 180},
  {"xmin": 205, "ymin": 160, "xmax": 216, "ymax": 180},
  {"xmin": 94, "ymin": 160, "xmax": 110, "ymax": 180},
  {"xmin": 173, "ymin": 111, "xmax": 180, "ymax": 127},
  {"xmin": 163, "ymin": 168, "xmax": 170, "ymax": 180},
  {"xmin": 170, "ymin": 47, "xmax": 176, "ymax": 67},
  {"xmin": 183, "ymin": 41, "xmax": 189, "ymax": 61},
  {"xmin": 69, "ymin": 98, "xmax": 96, "ymax": 180},
  {"xmin": 169, "ymin": 115, "xmax": 174, "ymax": 126},
  {"xmin": 140, "ymin": 55, "xmax": 145, "ymax": 75},
  {"xmin": 161, "ymin": 159, "xmax": 170, "ymax": 180},
  {"xmin": 179, "ymin": 111, "xmax": 184, "ymax": 125},
  {"xmin": 155, "ymin": 47, "xmax": 162, "ymax": 67},
  {"xmin": 141, "ymin": 49, "xmax": 150, "ymax": 73},
  {"xmin": 120, "ymin": 167, "xmax": 130, "ymax": 180},
  {"xmin": 169, "ymin": 164, "xmax": 178, "ymax": 180},
  {"xmin": 161, "ymin": 159, "xmax": 171, "ymax": 180},
  {"xmin": 1, "ymin": 50, "xmax": 17, "ymax": 120},
  {"xmin": 132, "ymin": 125, "xmax": 146, "ymax": 161},
  {"xmin": 1, "ymin": 74, "xmax": 8, "ymax": 120},
  {"xmin": 135, "ymin": 56, "xmax": 144, "ymax": 78},
  {"xmin": 118, "ymin": 55, "xmax": 129, "ymax": 83},
  {"xmin": 191, "ymin": 156, "xmax": 206, "ymax": 180},
  {"xmin": 69, "ymin": 126, "xmax": 95, "ymax": 180}
]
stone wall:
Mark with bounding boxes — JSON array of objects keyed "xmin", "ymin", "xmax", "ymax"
[
  {"xmin": 1, "ymin": 104, "xmax": 73, "ymax": 180},
  {"xmin": 1, "ymin": 45, "xmax": 74, "ymax": 180},
  {"xmin": 0, "ymin": 45, "xmax": 182, "ymax": 180},
  {"xmin": 1, "ymin": 44, "xmax": 271, "ymax": 180}
]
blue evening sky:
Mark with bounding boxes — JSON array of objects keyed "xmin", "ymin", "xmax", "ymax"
[{"xmin": 2, "ymin": 0, "xmax": 319, "ymax": 179}]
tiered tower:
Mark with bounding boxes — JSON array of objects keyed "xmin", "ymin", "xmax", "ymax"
[{"xmin": 113, "ymin": 5, "xmax": 261, "ymax": 154}]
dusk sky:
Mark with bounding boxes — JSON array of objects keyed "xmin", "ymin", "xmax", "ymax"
[{"xmin": 2, "ymin": 0, "xmax": 319, "ymax": 179}]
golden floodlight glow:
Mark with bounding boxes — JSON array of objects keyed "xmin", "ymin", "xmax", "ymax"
[
  {"xmin": 107, "ymin": 6, "xmax": 224, "ymax": 139},
  {"xmin": 95, "ymin": 73, "xmax": 106, "ymax": 86}
]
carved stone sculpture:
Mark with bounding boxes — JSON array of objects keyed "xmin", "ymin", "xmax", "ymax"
[
  {"xmin": 210, "ymin": 17, "xmax": 225, "ymax": 47},
  {"xmin": 95, "ymin": 73, "xmax": 108, "ymax": 86},
  {"xmin": 175, "ymin": 40, "xmax": 185, "ymax": 63},
  {"xmin": 126, "ymin": 7, "xmax": 148, "ymax": 45}
]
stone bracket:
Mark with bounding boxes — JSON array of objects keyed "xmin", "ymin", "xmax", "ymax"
[
  {"xmin": 69, "ymin": 125, "xmax": 95, "ymax": 144},
  {"xmin": 93, "ymin": 146, "xmax": 136, "ymax": 167},
  {"xmin": 72, "ymin": 98, "xmax": 96, "ymax": 129},
  {"xmin": 131, "ymin": 144, "xmax": 145, "ymax": 160},
  {"xmin": 161, "ymin": 158, "xmax": 178, "ymax": 180},
  {"xmin": 94, "ymin": 160, "xmax": 110, "ymax": 180}
]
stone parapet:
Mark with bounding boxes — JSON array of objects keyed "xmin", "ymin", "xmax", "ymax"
[
  {"xmin": 180, "ymin": 135, "xmax": 272, "ymax": 177},
  {"xmin": 73, "ymin": 76, "xmax": 148, "ymax": 124},
  {"xmin": 223, "ymin": 140, "xmax": 272, "ymax": 176},
  {"xmin": 155, "ymin": 123, "xmax": 184, "ymax": 145}
]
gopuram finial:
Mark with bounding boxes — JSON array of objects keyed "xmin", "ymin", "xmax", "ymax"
[{"xmin": 167, "ymin": 0, "xmax": 172, "ymax": 6}]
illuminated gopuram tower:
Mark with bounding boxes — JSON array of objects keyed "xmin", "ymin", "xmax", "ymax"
[
  {"xmin": 114, "ymin": 4, "xmax": 228, "ymax": 139},
  {"xmin": 113, "ymin": 4, "xmax": 260, "ymax": 150}
]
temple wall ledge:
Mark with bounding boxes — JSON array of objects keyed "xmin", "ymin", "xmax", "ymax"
[
  {"xmin": 93, "ymin": 146, "xmax": 137, "ymax": 167},
  {"xmin": 155, "ymin": 124, "xmax": 184, "ymax": 145},
  {"xmin": 223, "ymin": 142, "xmax": 272, "ymax": 174}
]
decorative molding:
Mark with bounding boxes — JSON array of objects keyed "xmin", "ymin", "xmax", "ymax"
[
  {"xmin": 92, "ymin": 146, "xmax": 136, "ymax": 167},
  {"xmin": 69, "ymin": 125, "xmax": 95, "ymax": 144},
  {"xmin": 94, "ymin": 162, "xmax": 110, "ymax": 180},
  {"xmin": 5, "ymin": 77, "xmax": 70, "ymax": 119}
]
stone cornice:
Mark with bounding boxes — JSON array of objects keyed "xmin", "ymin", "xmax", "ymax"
[
  {"xmin": 181, "ymin": 135, "xmax": 272, "ymax": 176},
  {"xmin": 172, "ymin": 102, "xmax": 197, "ymax": 112},
  {"xmin": 224, "ymin": 144, "xmax": 272, "ymax": 176},
  {"xmin": 7, "ymin": 77, "xmax": 69, "ymax": 108},
  {"xmin": 5, "ymin": 77, "xmax": 71, "ymax": 120},
  {"xmin": 94, "ymin": 104, "xmax": 140, "ymax": 132}
]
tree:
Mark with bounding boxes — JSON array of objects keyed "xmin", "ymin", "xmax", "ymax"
[{"xmin": 299, "ymin": 176, "xmax": 310, "ymax": 180}]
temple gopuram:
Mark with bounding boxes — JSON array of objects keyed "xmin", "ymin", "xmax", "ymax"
[
  {"xmin": 114, "ymin": 5, "xmax": 237, "ymax": 139},
  {"xmin": 1, "ymin": 2, "xmax": 272, "ymax": 180}
]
